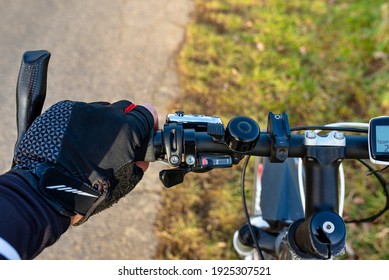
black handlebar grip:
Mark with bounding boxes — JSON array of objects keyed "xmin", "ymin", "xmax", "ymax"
[{"xmin": 14, "ymin": 50, "xmax": 50, "ymax": 152}]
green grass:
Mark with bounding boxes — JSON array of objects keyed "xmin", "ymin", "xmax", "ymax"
[{"xmin": 156, "ymin": 0, "xmax": 389, "ymax": 259}]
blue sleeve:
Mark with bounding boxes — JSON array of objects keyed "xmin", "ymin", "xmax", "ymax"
[{"xmin": 0, "ymin": 171, "xmax": 70, "ymax": 259}]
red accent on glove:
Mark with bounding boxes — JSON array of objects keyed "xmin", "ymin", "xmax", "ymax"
[{"xmin": 124, "ymin": 104, "xmax": 137, "ymax": 113}]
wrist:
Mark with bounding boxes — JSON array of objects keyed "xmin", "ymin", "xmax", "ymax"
[
  {"xmin": 11, "ymin": 168, "xmax": 75, "ymax": 217},
  {"xmin": 12, "ymin": 164, "xmax": 108, "ymax": 224}
]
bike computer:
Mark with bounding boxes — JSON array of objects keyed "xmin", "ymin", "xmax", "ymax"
[{"xmin": 368, "ymin": 116, "xmax": 389, "ymax": 165}]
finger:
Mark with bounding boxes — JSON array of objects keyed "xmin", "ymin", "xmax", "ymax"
[
  {"xmin": 135, "ymin": 161, "xmax": 149, "ymax": 172},
  {"xmin": 70, "ymin": 214, "xmax": 84, "ymax": 226},
  {"xmin": 139, "ymin": 103, "xmax": 159, "ymax": 131}
]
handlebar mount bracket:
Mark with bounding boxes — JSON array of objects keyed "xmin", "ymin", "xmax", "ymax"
[
  {"xmin": 157, "ymin": 111, "xmax": 233, "ymax": 188},
  {"xmin": 267, "ymin": 112, "xmax": 291, "ymax": 162}
]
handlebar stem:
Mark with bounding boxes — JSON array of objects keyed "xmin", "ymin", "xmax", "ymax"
[
  {"xmin": 303, "ymin": 147, "xmax": 343, "ymax": 217},
  {"xmin": 291, "ymin": 131, "xmax": 347, "ymax": 259}
]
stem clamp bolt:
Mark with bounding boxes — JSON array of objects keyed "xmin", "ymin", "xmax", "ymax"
[{"xmin": 323, "ymin": 221, "xmax": 335, "ymax": 234}]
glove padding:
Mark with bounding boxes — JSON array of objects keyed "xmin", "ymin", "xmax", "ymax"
[{"xmin": 13, "ymin": 100, "xmax": 155, "ymax": 223}]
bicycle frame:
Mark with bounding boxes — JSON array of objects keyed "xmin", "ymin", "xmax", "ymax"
[
  {"xmin": 235, "ymin": 146, "xmax": 346, "ymax": 259},
  {"xmin": 235, "ymin": 156, "xmax": 340, "ymax": 260},
  {"xmin": 233, "ymin": 157, "xmax": 303, "ymax": 260}
]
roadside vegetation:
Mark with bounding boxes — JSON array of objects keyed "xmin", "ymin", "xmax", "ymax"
[{"xmin": 155, "ymin": 0, "xmax": 389, "ymax": 259}]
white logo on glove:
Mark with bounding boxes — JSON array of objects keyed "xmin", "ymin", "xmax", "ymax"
[{"xmin": 46, "ymin": 185, "xmax": 98, "ymax": 198}]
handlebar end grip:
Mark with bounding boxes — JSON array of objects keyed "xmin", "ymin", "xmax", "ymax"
[
  {"xmin": 142, "ymin": 130, "xmax": 163, "ymax": 162},
  {"xmin": 14, "ymin": 50, "xmax": 50, "ymax": 160},
  {"xmin": 143, "ymin": 140, "xmax": 157, "ymax": 162}
]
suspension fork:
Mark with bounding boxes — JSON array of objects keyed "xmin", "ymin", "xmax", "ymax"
[{"xmin": 287, "ymin": 131, "xmax": 347, "ymax": 259}]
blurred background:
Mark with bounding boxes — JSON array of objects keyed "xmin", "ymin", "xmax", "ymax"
[{"xmin": 155, "ymin": 0, "xmax": 389, "ymax": 260}]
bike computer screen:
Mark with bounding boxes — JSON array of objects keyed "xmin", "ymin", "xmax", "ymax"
[{"xmin": 369, "ymin": 116, "xmax": 389, "ymax": 165}]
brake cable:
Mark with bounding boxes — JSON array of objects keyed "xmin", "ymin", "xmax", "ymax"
[
  {"xmin": 241, "ymin": 155, "xmax": 265, "ymax": 260},
  {"xmin": 345, "ymin": 159, "xmax": 389, "ymax": 223}
]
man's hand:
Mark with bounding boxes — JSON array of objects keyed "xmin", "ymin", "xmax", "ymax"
[{"xmin": 13, "ymin": 100, "xmax": 158, "ymax": 224}]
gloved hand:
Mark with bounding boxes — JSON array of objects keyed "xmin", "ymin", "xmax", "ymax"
[{"xmin": 12, "ymin": 100, "xmax": 158, "ymax": 225}]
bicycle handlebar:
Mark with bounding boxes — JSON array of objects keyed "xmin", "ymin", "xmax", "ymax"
[
  {"xmin": 146, "ymin": 117, "xmax": 369, "ymax": 194},
  {"xmin": 149, "ymin": 131, "xmax": 369, "ymax": 160},
  {"xmin": 147, "ymin": 111, "xmax": 369, "ymax": 168},
  {"xmin": 147, "ymin": 111, "xmax": 371, "ymax": 259}
]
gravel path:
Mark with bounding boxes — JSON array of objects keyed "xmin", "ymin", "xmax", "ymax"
[{"xmin": 0, "ymin": 0, "xmax": 193, "ymax": 259}]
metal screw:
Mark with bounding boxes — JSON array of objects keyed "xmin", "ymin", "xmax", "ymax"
[
  {"xmin": 334, "ymin": 132, "xmax": 345, "ymax": 140},
  {"xmin": 322, "ymin": 221, "xmax": 335, "ymax": 234},
  {"xmin": 186, "ymin": 155, "xmax": 196, "ymax": 165},
  {"xmin": 306, "ymin": 131, "xmax": 316, "ymax": 139},
  {"xmin": 170, "ymin": 155, "xmax": 180, "ymax": 165}
]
